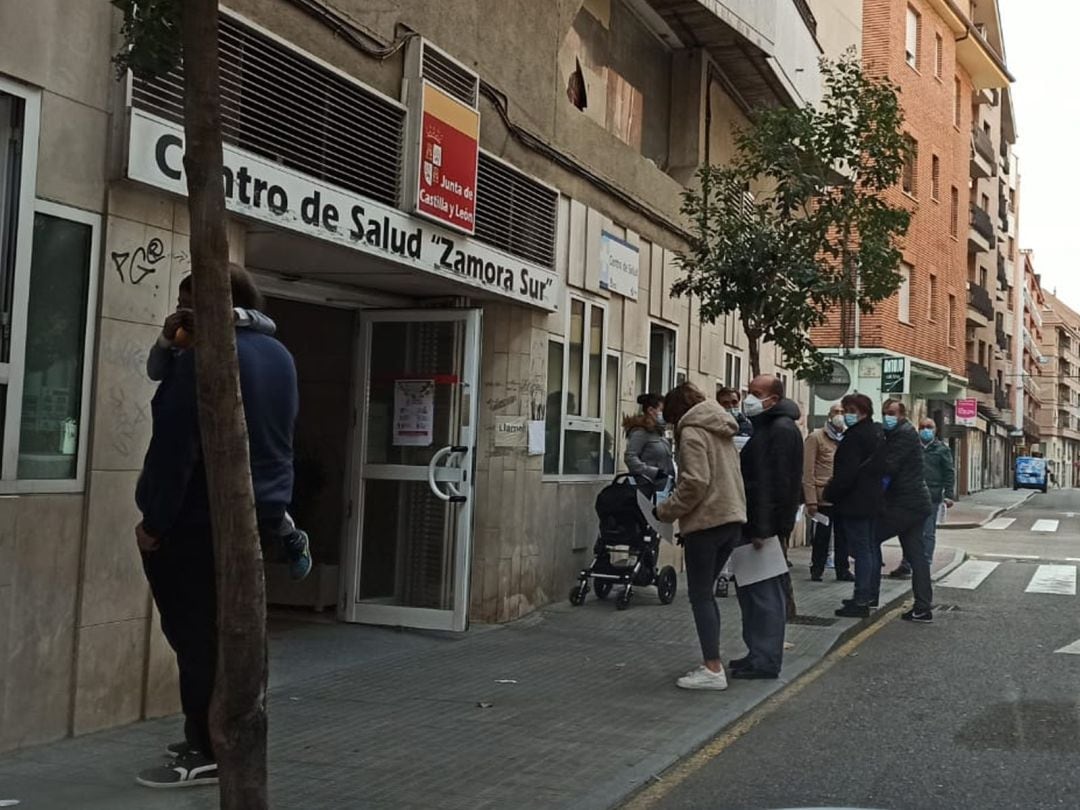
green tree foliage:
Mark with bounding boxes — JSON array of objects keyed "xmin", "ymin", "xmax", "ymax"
[
  {"xmin": 673, "ymin": 53, "xmax": 911, "ymax": 380},
  {"xmin": 111, "ymin": 0, "xmax": 181, "ymax": 78}
]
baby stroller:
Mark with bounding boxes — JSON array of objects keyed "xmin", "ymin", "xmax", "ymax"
[{"xmin": 569, "ymin": 473, "xmax": 678, "ymax": 611}]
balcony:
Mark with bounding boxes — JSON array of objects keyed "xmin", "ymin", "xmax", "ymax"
[
  {"xmin": 1001, "ymin": 152, "xmax": 1011, "ymax": 175},
  {"xmin": 967, "ymin": 360, "xmax": 994, "ymax": 394},
  {"xmin": 967, "ymin": 282, "xmax": 995, "ymax": 323},
  {"xmin": 996, "ymin": 326, "xmax": 1008, "ymax": 351},
  {"xmin": 997, "ymin": 254, "xmax": 1011, "ymax": 291},
  {"xmin": 995, "ymin": 385, "xmax": 1010, "ymax": 411},
  {"xmin": 971, "ymin": 128, "xmax": 996, "ymax": 179},
  {"xmin": 969, "ymin": 205, "xmax": 996, "ymax": 253},
  {"xmin": 1024, "ymin": 415, "xmax": 1041, "ymax": 440}
]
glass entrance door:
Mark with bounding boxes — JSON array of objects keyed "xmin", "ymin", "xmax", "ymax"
[{"xmin": 343, "ymin": 309, "xmax": 480, "ymax": 631}]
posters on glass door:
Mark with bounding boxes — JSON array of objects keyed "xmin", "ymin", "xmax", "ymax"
[{"xmin": 393, "ymin": 379, "xmax": 435, "ymax": 447}]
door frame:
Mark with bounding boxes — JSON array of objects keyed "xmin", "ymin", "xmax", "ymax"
[{"xmin": 341, "ymin": 308, "xmax": 482, "ymax": 631}]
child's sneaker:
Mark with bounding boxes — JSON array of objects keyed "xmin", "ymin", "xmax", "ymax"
[{"xmin": 289, "ymin": 530, "xmax": 313, "ymax": 581}]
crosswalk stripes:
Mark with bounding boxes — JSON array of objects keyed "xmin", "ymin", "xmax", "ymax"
[
  {"xmin": 939, "ymin": 560, "xmax": 1079, "ymax": 596},
  {"xmin": 939, "ymin": 560, "xmax": 999, "ymax": 590},
  {"xmin": 985, "ymin": 518, "xmax": 1016, "ymax": 531},
  {"xmin": 1025, "ymin": 565, "xmax": 1078, "ymax": 595},
  {"xmin": 1031, "ymin": 519, "xmax": 1060, "ymax": 533}
]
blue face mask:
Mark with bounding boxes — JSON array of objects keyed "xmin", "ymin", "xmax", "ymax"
[
  {"xmin": 843, "ymin": 413, "xmax": 859, "ymax": 428},
  {"xmin": 654, "ymin": 413, "xmax": 666, "ymax": 427},
  {"xmin": 919, "ymin": 428, "xmax": 935, "ymax": 443},
  {"xmin": 883, "ymin": 415, "xmax": 900, "ymax": 431}
]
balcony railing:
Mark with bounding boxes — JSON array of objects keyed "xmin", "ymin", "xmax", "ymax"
[
  {"xmin": 1024, "ymin": 415, "xmax": 1041, "ymax": 439},
  {"xmin": 968, "ymin": 282, "xmax": 995, "ymax": 321},
  {"xmin": 997, "ymin": 254, "xmax": 1010, "ymax": 290},
  {"xmin": 967, "ymin": 360, "xmax": 994, "ymax": 394},
  {"xmin": 973, "ymin": 127, "xmax": 996, "ymax": 163},
  {"xmin": 995, "ymin": 385, "xmax": 1009, "ymax": 411},
  {"xmin": 996, "ymin": 326, "xmax": 1008, "ymax": 351},
  {"xmin": 1001, "ymin": 152, "xmax": 1011, "ymax": 175},
  {"xmin": 970, "ymin": 205, "xmax": 996, "ymax": 244}
]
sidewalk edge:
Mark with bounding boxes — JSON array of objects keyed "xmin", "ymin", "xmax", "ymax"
[{"xmin": 939, "ymin": 490, "xmax": 1037, "ymax": 530}]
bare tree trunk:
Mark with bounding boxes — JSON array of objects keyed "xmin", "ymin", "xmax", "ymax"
[
  {"xmin": 179, "ymin": 1, "xmax": 268, "ymax": 807},
  {"xmin": 745, "ymin": 327, "xmax": 762, "ymax": 379}
]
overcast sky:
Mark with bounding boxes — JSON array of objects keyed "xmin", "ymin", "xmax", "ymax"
[{"xmin": 998, "ymin": 0, "xmax": 1077, "ymax": 307}]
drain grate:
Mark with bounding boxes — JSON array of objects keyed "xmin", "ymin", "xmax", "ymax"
[
  {"xmin": 934, "ymin": 603, "xmax": 962, "ymax": 612},
  {"xmin": 788, "ymin": 614, "xmax": 838, "ymax": 627}
]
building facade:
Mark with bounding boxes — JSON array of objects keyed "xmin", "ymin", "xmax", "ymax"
[
  {"xmin": 1016, "ymin": 250, "xmax": 1046, "ymax": 456},
  {"xmin": 1037, "ymin": 292, "xmax": 1080, "ymax": 489},
  {"xmin": 0, "ymin": 0, "xmax": 854, "ymax": 750}
]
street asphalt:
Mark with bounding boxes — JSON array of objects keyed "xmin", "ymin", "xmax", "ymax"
[{"xmin": 632, "ymin": 489, "xmax": 1080, "ymax": 810}]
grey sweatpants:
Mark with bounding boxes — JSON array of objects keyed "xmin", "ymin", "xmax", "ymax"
[{"xmin": 735, "ymin": 572, "xmax": 788, "ymax": 675}]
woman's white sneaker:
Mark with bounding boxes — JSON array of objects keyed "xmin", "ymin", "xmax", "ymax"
[{"xmin": 677, "ymin": 665, "xmax": 728, "ymax": 691}]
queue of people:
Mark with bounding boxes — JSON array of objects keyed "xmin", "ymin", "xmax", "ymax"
[{"xmin": 623, "ymin": 379, "xmax": 954, "ymax": 692}]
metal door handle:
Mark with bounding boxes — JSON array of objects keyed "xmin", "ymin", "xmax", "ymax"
[{"xmin": 427, "ymin": 446, "xmax": 454, "ymax": 502}]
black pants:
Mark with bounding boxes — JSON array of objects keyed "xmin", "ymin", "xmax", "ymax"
[
  {"xmin": 683, "ymin": 524, "xmax": 741, "ymax": 662},
  {"xmin": 810, "ymin": 507, "xmax": 850, "ymax": 576},
  {"xmin": 877, "ymin": 510, "xmax": 933, "ymax": 613},
  {"xmin": 142, "ymin": 527, "xmax": 217, "ymax": 757},
  {"xmin": 141, "ymin": 517, "xmax": 281, "ymax": 759}
]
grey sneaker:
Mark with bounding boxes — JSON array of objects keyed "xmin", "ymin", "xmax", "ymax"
[
  {"xmin": 136, "ymin": 750, "xmax": 218, "ymax": 788},
  {"xmin": 165, "ymin": 739, "xmax": 192, "ymax": 758}
]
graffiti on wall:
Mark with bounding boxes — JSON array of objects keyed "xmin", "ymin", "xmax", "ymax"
[{"xmin": 111, "ymin": 237, "xmax": 168, "ymax": 285}]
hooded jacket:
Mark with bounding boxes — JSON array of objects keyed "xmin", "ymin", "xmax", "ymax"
[
  {"xmin": 741, "ymin": 398, "xmax": 804, "ymax": 539},
  {"xmin": 622, "ymin": 414, "xmax": 675, "ymax": 482},
  {"xmin": 655, "ymin": 399, "xmax": 746, "ymax": 534}
]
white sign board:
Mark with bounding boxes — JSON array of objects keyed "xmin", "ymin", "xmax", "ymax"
[
  {"xmin": 598, "ymin": 230, "xmax": 639, "ymax": 300},
  {"xmin": 127, "ymin": 109, "xmax": 562, "ymax": 311},
  {"xmin": 393, "ymin": 380, "xmax": 435, "ymax": 447}
]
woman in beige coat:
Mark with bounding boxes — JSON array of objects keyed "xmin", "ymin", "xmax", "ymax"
[{"xmin": 656, "ymin": 382, "xmax": 747, "ymax": 691}]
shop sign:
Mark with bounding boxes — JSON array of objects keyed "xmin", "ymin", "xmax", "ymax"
[
  {"xmin": 598, "ymin": 230, "xmax": 639, "ymax": 300},
  {"xmin": 956, "ymin": 398, "xmax": 978, "ymax": 427},
  {"xmin": 881, "ymin": 356, "xmax": 906, "ymax": 394},
  {"xmin": 415, "ymin": 82, "xmax": 479, "ymax": 234},
  {"xmin": 127, "ymin": 110, "xmax": 561, "ymax": 311}
]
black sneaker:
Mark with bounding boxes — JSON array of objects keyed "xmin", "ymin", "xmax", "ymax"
[
  {"xmin": 836, "ymin": 571, "xmax": 855, "ymax": 582},
  {"xmin": 842, "ymin": 597, "xmax": 879, "ymax": 608},
  {"xmin": 728, "ymin": 656, "xmax": 751, "ymax": 671},
  {"xmin": 888, "ymin": 565, "xmax": 912, "ymax": 579},
  {"xmin": 136, "ymin": 750, "xmax": 218, "ymax": 789},
  {"xmin": 901, "ymin": 608, "xmax": 933, "ymax": 624},
  {"xmin": 835, "ymin": 603, "xmax": 870, "ymax": 618},
  {"xmin": 165, "ymin": 740, "xmax": 192, "ymax": 758},
  {"xmin": 810, "ymin": 569, "xmax": 824, "ymax": 582},
  {"xmin": 731, "ymin": 667, "xmax": 780, "ymax": 680}
]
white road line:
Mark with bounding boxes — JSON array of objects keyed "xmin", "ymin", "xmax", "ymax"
[
  {"xmin": 1067, "ymin": 558, "xmax": 1080, "ymax": 563},
  {"xmin": 984, "ymin": 518, "xmax": 1016, "ymax": 531},
  {"xmin": 1055, "ymin": 639, "xmax": 1080, "ymax": 655},
  {"xmin": 980, "ymin": 553, "xmax": 1041, "ymax": 560},
  {"xmin": 1031, "ymin": 519, "xmax": 1060, "ymax": 533},
  {"xmin": 939, "ymin": 560, "xmax": 1000, "ymax": 590},
  {"xmin": 1025, "ymin": 565, "xmax": 1078, "ymax": 596}
]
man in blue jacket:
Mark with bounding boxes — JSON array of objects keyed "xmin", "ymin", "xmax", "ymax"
[{"xmin": 134, "ymin": 266, "xmax": 298, "ymax": 789}]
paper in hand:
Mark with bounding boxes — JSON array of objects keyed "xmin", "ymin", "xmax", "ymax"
[{"xmin": 729, "ymin": 537, "xmax": 789, "ymax": 587}]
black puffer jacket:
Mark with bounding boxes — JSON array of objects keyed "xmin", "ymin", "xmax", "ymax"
[
  {"xmin": 741, "ymin": 398, "xmax": 804, "ymax": 539},
  {"xmin": 881, "ymin": 419, "xmax": 933, "ymax": 519},
  {"xmin": 824, "ymin": 417, "xmax": 884, "ymax": 519}
]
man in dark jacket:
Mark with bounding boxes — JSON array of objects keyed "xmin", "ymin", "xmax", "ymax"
[
  {"xmin": 134, "ymin": 267, "xmax": 298, "ymax": 789},
  {"xmin": 729, "ymin": 375, "xmax": 803, "ymax": 679},
  {"xmin": 890, "ymin": 417, "xmax": 956, "ymax": 579},
  {"xmin": 874, "ymin": 399, "xmax": 934, "ymax": 623}
]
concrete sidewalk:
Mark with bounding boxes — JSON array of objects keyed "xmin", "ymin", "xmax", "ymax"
[
  {"xmin": 0, "ymin": 543, "xmax": 963, "ymax": 810},
  {"xmin": 939, "ymin": 487, "xmax": 1036, "ymax": 529}
]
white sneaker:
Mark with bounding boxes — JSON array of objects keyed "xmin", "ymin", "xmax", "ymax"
[{"xmin": 676, "ymin": 665, "xmax": 729, "ymax": 691}]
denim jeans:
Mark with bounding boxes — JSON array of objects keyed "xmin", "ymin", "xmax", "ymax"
[
  {"xmin": 922, "ymin": 506, "xmax": 939, "ymax": 567},
  {"xmin": 878, "ymin": 511, "xmax": 934, "ymax": 614},
  {"xmin": 810, "ymin": 506, "xmax": 850, "ymax": 576},
  {"xmin": 839, "ymin": 516, "xmax": 880, "ymax": 605}
]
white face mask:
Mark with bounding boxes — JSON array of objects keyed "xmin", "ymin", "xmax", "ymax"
[
  {"xmin": 743, "ymin": 394, "xmax": 766, "ymax": 418},
  {"xmin": 830, "ymin": 414, "xmax": 846, "ymax": 431}
]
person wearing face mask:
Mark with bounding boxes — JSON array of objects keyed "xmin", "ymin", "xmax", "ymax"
[
  {"xmin": 623, "ymin": 393, "xmax": 675, "ymax": 488},
  {"xmin": 888, "ymin": 417, "xmax": 956, "ymax": 579},
  {"xmin": 825, "ymin": 394, "xmax": 885, "ymax": 618},
  {"xmin": 804, "ymin": 403, "xmax": 853, "ymax": 583},
  {"xmin": 717, "ymin": 387, "xmax": 754, "ymax": 438},
  {"xmin": 730, "ymin": 375, "xmax": 803, "ymax": 680},
  {"xmin": 871, "ymin": 399, "xmax": 934, "ymax": 623}
]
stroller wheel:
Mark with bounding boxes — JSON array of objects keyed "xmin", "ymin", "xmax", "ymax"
[
  {"xmin": 657, "ymin": 566, "xmax": 677, "ymax": 605},
  {"xmin": 569, "ymin": 582, "xmax": 588, "ymax": 606},
  {"xmin": 616, "ymin": 589, "xmax": 632, "ymax": 611},
  {"xmin": 594, "ymin": 581, "xmax": 613, "ymax": 600}
]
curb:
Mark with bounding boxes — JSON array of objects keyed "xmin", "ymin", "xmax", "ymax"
[{"xmin": 938, "ymin": 490, "xmax": 1038, "ymax": 530}]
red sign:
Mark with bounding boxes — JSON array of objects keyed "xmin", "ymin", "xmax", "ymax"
[
  {"xmin": 956, "ymin": 398, "xmax": 978, "ymax": 427},
  {"xmin": 416, "ymin": 82, "xmax": 479, "ymax": 234}
]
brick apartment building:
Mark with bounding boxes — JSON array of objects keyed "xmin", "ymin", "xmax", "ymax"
[
  {"xmin": 811, "ymin": 0, "xmax": 1011, "ymax": 445},
  {"xmin": 1038, "ymin": 292, "xmax": 1080, "ymax": 489}
]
